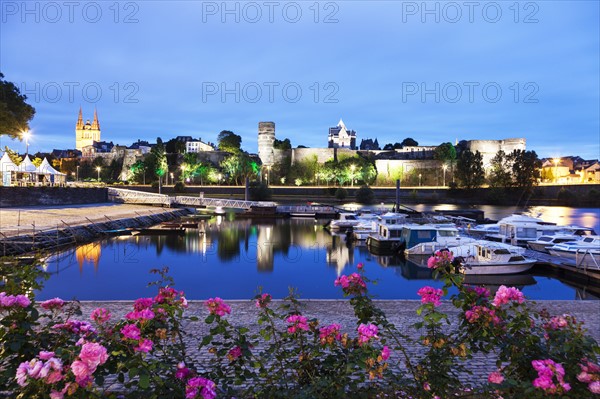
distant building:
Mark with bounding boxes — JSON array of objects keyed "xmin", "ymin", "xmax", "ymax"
[
  {"xmin": 128, "ymin": 140, "xmax": 153, "ymax": 154},
  {"xmin": 81, "ymin": 141, "xmax": 114, "ymax": 158},
  {"xmin": 51, "ymin": 149, "xmax": 81, "ymax": 159},
  {"xmin": 359, "ymin": 138, "xmax": 380, "ymax": 151},
  {"xmin": 75, "ymin": 108, "xmax": 101, "ymax": 151},
  {"xmin": 186, "ymin": 139, "xmax": 215, "ymax": 153},
  {"xmin": 328, "ymin": 119, "xmax": 356, "ymax": 150}
]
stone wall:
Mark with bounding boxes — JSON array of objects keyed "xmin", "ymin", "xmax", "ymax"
[
  {"xmin": 467, "ymin": 138, "xmax": 526, "ymax": 168},
  {"xmin": 0, "ymin": 187, "xmax": 108, "ymax": 207},
  {"xmin": 375, "ymin": 159, "xmax": 441, "ymax": 185},
  {"xmin": 291, "ymin": 147, "xmax": 357, "ymax": 164}
]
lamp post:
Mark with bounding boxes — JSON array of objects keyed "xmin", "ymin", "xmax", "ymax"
[
  {"xmin": 22, "ymin": 130, "xmax": 31, "ymax": 155},
  {"xmin": 419, "ymin": 173, "xmax": 422, "ymax": 187},
  {"xmin": 170, "ymin": 173, "xmax": 174, "ymax": 186},
  {"xmin": 96, "ymin": 166, "xmax": 101, "ymax": 182},
  {"xmin": 553, "ymin": 158, "xmax": 560, "ymax": 183},
  {"xmin": 76, "ymin": 165, "xmax": 79, "ymax": 182},
  {"xmin": 442, "ymin": 164, "xmax": 447, "ymax": 187},
  {"xmin": 180, "ymin": 165, "xmax": 186, "ymax": 182}
]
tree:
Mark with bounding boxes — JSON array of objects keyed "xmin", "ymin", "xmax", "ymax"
[
  {"xmin": 383, "ymin": 143, "xmax": 403, "ymax": 150},
  {"xmin": 508, "ymin": 149, "xmax": 541, "ymax": 190},
  {"xmin": 273, "ymin": 138, "xmax": 292, "ymax": 150},
  {"xmin": 217, "ymin": 130, "xmax": 242, "ymax": 153},
  {"xmin": 434, "ymin": 142, "xmax": 457, "ymax": 182},
  {"xmin": 129, "ymin": 160, "xmax": 146, "ymax": 183},
  {"xmin": 3, "ymin": 146, "xmax": 22, "ymax": 165},
  {"xmin": 165, "ymin": 138, "xmax": 186, "ymax": 154},
  {"xmin": 220, "ymin": 153, "xmax": 259, "ymax": 185},
  {"xmin": 488, "ymin": 150, "xmax": 513, "ymax": 188},
  {"xmin": 0, "ymin": 73, "xmax": 35, "ymax": 139},
  {"xmin": 151, "ymin": 138, "xmax": 167, "ymax": 181},
  {"xmin": 401, "ymin": 138, "xmax": 418, "ymax": 147},
  {"xmin": 456, "ymin": 150, "xmax": 485, "ymax": 189}
]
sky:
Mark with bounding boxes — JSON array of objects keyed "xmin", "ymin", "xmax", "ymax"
[{"xmin": 1, "ymin": 0, "xmax": 599, "ymax": 159}]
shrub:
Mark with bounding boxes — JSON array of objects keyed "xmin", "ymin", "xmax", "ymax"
[
  {"xmin": 249, "ymin": 181, "xmax": 272, "ymax": 201},
  {"xmin": 355, "ymin": 185, "xmax": 375, "ymax": 204},
  {"xmin": 334, "ymin": 187, "xmax": 347, "ymax": 201},
  {"xmin": 174, "ymin": 181, "xmax": 186, "ymax": 193}
]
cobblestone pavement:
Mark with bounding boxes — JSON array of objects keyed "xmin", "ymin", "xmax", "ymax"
[{"xmin": 78, "ymin": 299, "xmax": 600, "ymax": 386}]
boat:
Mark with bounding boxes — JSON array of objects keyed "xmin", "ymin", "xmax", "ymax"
[
  {"xmin": 528, "ymin": 234, "xmax": 583, "ymax": 253},
  {"xmin": 547, "ymin": 236, "xmax": 600, "ymax": 268},
  {"xmin": 456, "ymin": 242, "xmax": 536, "ymax": 275},
  {"xmin": 352, "ymin": 212, "xmax": 408, "ymax": 240},
  {"xmin": 483, "ymin": 214, "xmax": 596, "ymax": 247},
  {"xmin": 366, "ymin": 224, "xmax": 405, "ymax": 254},
  {"xmin": 402, "ymin": 224, "xmax": 477, "ymax": 256},
  {"xmin": 327, "ymin": 212, "xmax": 378, "ymax": 231}
]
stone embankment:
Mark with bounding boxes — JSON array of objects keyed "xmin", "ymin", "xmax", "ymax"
[{"xmin": 0, "ymin": 204, "xmax": 190, "ymax": 256}]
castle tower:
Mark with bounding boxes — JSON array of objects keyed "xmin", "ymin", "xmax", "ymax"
[
  {"xmin": 258, "ymin": 121, "xmax": 275, "ymax": 166},
  {"xmin": 75, "ymin": 108, "xmax": 101, "ymax": 151}
]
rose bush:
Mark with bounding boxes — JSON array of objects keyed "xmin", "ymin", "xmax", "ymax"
[{"xmin": 0, "ymin": 254, "xmax": 599, "ymax": 398}]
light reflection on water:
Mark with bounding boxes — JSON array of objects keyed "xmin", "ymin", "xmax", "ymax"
[{"xmin": 38, "ymin": 206, "xmax": 600, "ymax": 301}]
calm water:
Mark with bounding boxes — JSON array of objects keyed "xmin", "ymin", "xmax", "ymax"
[{"xmin": 38, "ymin": 205, "xmax": 600, "ymax": 301}]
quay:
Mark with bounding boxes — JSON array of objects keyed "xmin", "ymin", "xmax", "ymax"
[{"xmin": 78, "ymin": 299, "xmax": 600, "ymax": 385}]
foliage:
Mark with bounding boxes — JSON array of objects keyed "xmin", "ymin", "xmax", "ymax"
[
  {"xmin": 0, "ymin": 72, "xmax": 36, "ymax": 139},
  {"xmin": 220, "ymin": 153, "xmax": 260, "ymax": 185},
  {"xmin": 455, "ymin": 150, "xmax": 485, "ymax": 189},
  {"xmin": 248, "ymin": 181, "xmax": 272, "ymax": 201},
  {"xmin": 317, "ymin": 156, "xmax": 376, "ymax": 187},
  {"xmin": 165, "ymin": 138, "xmax": 186, "ymax": 154},
  {"xmin": 355, "ymin": 185, "xmax": 375, "ymax": 204},
  {"xmin": 174, "ymin": 181, "xmax": 186, "ymax": 193},
  {"xmin": 4, "ymin": 146, "xmax": 22, "ymax": 164},
  {"xmin": 434, "ymin": 142, "xmax": 457, "ymax": 163},
  {"xmin": 151, "ymin": 138, "xmax": 168, "ymax": 180},
  {"xmin": 401, "ymin": 137, "xmax": 419, "ymax": 147},
  {"xmin": 508, "ymin": 149, "xmax": 541, "ymax": 190},
  {"xmin": 129, "ymin": 160, "xmax": 147, "ymax": 184},
  {"xmin": 273, "ymin": 138, "xmax": 292, "ymax": 150},
  {"xmin": 334, "ymin": 187, "xmax": 347, "ymax": 200},
  {"xmin": 488, "ymin": 150, "xmax": 513, "ymax": 188},
  {"xmin": 217, "ymin": 131, "xmax": 242, "ymax": 153},
  {"xmin": 2, "ymin": 255, "xmax": 599, "ymax": 398}
]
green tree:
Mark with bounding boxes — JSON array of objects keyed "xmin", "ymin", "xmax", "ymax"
[
  {"xmin": 220, "ymin": 153, "xmax": 259, "ymax": 185},
  {"xmin": 217, "ymin": 130, "xmax": 242, "ymax": 153},
  {"xmin": 129, "ymin": 160, "xmax": 146, "ymax": 184},
  {"xmin": 456, "ymin": 150, "xmax": 485, "ymax": 189},
  {"xmin": 508, "ymin": 149, "xmax": 542, "ymax": 190},
  {"xmin": 165, "ymin": 138, "xmax": 186, "ymax": 154},
  {"xmin": 434, "ymin": 142, "xmax": 457, "ymax": 163},
  {"xmin": 0, "ymin": 73, "xmax": 35, "ymax": 139},
  {"xmin": 488, "ymin": 150, "xmax": 513, "ymax": 188},
  {"xmin": 401, "ymin": 138, "xmax": 419, "ymax": 147},
  {"xmin": 273, "ymin": 138, "xmax": 292, "ymax": 150},
  {"xmin": 151, "ymin": 138, "xmax": 167, "ymax": 183}
]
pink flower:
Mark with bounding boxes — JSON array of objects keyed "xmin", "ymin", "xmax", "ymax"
[
  {"xmin": 417, "ymin": 286, "xmax": 444, "ymax": 307},
  {"xmin": 71, "ymin": 360, "xmax": 92, "ymax": 386},
  {"xmin": 427, "ymin": 250, "xmax": 454, "ymax": 269},
  {"xmin": 50, "ymin": 391, "xmax": 64, "ymax": 399},
  {"xmin": 334, "ymin": 273, "xmax": 367, "ymax": 295},
  {"xmin": 357, "ymin": 262, "xmax": 364, "ymax": 270},
  {"xmin": 134, "ymin": 297, "xmax": 154, "ymax": 310},
  {"xmin": 205, "ymin": 297, "xmax": 231, "ymax": 316},
  {"xmin": 155, "ymin": 287, "xmax": 184, "ymax": 305},
  {"xmin": 38, "ymin": 351, "xmax": 55, "ymax": 360},
  {"xmin": 492, "ymin": 285, "xmax": 525, "ymax": 307},
  {"xmin": 134, "ymin": 338, "xmax": 153, "ymax": 353},
  {"xmin": 381, "ymin": 346, "xmax": 390, "ymax": 360},
  {"xmin": 228, "ymin": 346, "xmax": 242, "ymax": 360},
  {"xmin": 0, "ymin": 292, "xmax": 30, "ymax": 308},
  {"xmin": 488, "ymin": 371, "xmax": 504, "ymax": 384},
  {"xmin": 175, "ymin": 362, "xmax": 191, "ymax": 380},
  {"xmin": 125, "ymin": 308, "xmax": 155, "ymax": 321},
  {"xmin": 53, "ymin": 320, "xmax": 95, "ymax": 336},
  {"xmin": 286, "ymin": 315, "xmax": 309, "ymax": 334},
  {"xmin": 255, "ymin": 293, "xmax": 272, "ymax": 308},
  {"xmin": 532, "ymin": 359, "xmax": 571, "ymax": 394},
  {"xmin": 79, "ymin": 342, "xmax": 108, "ymax": 369},
  {"xmin": 465, "ymin": 305, "xmax": 502, "ymax": 326},
  {"xmin": 40, "ymin": 297, "xmax": 66, "ymax": 310},
  {"xmin": 357, "ymin": 323, "xmax": 379, "ymax": 345},
  {"xmin": 472, "ymin": 286, "xmax": 491, "ymax": 298},
  {"xmin": 186, "ymin": 376, "xmax": 217, "ymax": 399},
  {"xmin": 91, "ymin": 308, "xmax": 111, "ymax": 324},
  {"xmin": 578, "ymin": 359, "xmax": 600, "ymax": 394},
  {"xmin": 121, "ymin": 324, "xmax": 141, "ymax": 340},
  {"xmin": 590, "ymin": 381, "xmax": 600, "ymax": 394},
  {"xmin": 319, "ymin": 323, "xmax": 342, "ymax": 345}
]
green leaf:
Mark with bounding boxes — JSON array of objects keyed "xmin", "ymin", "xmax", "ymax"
[{"xmin": 139, "ymin": 373, "xmax": 150, "ymax": 389}]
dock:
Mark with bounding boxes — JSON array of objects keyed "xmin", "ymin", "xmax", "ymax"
[{"xmin": 525, "ymin": 249, "xmax": 600, "ymax": 282}]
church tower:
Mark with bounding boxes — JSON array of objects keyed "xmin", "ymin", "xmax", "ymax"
[{"xmin": 75, "ymin": 107, "xmax": 101, "ymax": 151}]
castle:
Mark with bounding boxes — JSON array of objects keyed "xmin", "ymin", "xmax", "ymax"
[{"xmin": 75, "ymin": 108, "xmax": 101, "ymax": 151}]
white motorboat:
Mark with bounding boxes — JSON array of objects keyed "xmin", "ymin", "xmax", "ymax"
[
  {"xmin": 547, "ymin": 236, "xmax": 600, "ymax": 268},
  {"xmin": 327, "ymin": 212, "xmax": 361, "ymax": 231},
  {"xmin": 353, "ymin": 212, "xmax": 408, "ymax": 240},
  {"xmin": 366, "ymin": 224, "xmax": 406, "ymax": 254},
  {"xmin": 401, "ymin": 224, "xmax": 477, "ymax": 256},
  {"xmin": 528, "ymin": 234, "xmax": 583, "ymax": 253},
  {"xmin": 456, "ymin": 242, "xmax": 536, "ymax": 275}
]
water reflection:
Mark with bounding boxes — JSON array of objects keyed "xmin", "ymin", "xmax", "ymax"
[{"xmin": 40, "ymin": 212, "xmax": 599, "ymax": 301}]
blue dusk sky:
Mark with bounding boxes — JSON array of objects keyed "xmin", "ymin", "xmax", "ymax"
[{"xmin": 1, "ymin": 1, "xmax": 599, "ymax": 159}]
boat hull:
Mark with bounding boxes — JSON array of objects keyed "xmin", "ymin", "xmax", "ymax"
[
  {"xmin": 461, "ymin": 261, "xmax": 535, "ymax": 275},
  {"xmin": 547, "ymin": 249, "xmax": 600, "ymax": 267},
  {"xmin": 366, "ymin": 236, "xmax": 403, "ymax": 255}
]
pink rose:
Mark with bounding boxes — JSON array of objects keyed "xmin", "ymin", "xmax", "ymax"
[
  {"xmin": 79, "ymin": 342, "xmax": 108, "ymax": 369},
  {"xmin": 488, "ymin": 371, "xmax": 504, "ymax": 384},
  {"xmin": 135, "ymin": 338, "xmax": 153, "ymax": 353}
]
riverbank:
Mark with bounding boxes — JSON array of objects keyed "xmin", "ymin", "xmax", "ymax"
[{"xmin": 0, "ymin": 204, "xmax": 190, "ymax": 256}]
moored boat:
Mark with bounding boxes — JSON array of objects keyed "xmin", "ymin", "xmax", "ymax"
[
  {"xmin": 456, "ymin": 242, "xmax": 536, "ymax": 275},
  {"xmin": 547, "ymin": 236, "xmax": 600, "ymax": 268}
]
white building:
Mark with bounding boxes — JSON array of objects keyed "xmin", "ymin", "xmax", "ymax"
[{"xmin": 186, "ymin": 140, "xmax": 215, "ymax": 153}]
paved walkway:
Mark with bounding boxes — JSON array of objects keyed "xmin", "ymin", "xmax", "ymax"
[
  {"xmin": 0, "ymin": 203, "xmax": 175, "ymax": 237},
  {"xmin": 79, "ymin": 300, "xmax": 600, "ymax": 385}
]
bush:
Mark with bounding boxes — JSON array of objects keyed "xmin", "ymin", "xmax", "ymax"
[
  {"xmin": 174, "ymin": 181, "xmax": 186, "ymax": 193},
  {"xmin": 355, "ymin": 185, "xmax": 375, "ymax": 204},
  {"xmin": 557, "ymin": 187, "xmax": 578, "ymax": 206},
  {"xmin": 249, "ymin": 181, "xmax": 272, "ymax": 201},
  {"xmin": 335, "ymin": 187, "xmax": 347, "ymax": 201}
]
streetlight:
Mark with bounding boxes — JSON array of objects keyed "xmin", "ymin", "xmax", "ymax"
[
  {"xmin": 553, "ymin": 158, "xmax": 560, "ymax": 183},
  {"xmin": 350, "ymin": 164, "xmax": 356, "ymax": 187},
  {"xmin": 442, "ymin": 164, "xmax": 447, "ymax": 187},
  {"xmin": 180, "ymin": 165, "xmax": 186, "ymax": 182},
  {"xmin": 170, "ymin": 173, "xmax": 174, "ymax": 185},
  {"xmin": 76, "ymin": 165, "xmax": 79, "ymax": 182},
  {"xmin": 419, "ymin": 173, "xmax": 422, "ymax": 187},
  {"xmin": 217, "ymin": 173, "xmax": 222, "ymax": 185},
  {"xmin": 96, "ymin": 166, "xmax": 101, "ymax": 182},
  {"xmin": 22, "ymin": 130, "xmax": 31, "ymax": 155}
]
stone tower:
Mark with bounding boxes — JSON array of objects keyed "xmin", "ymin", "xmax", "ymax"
[
  {"xmin": 75, "ymin": 107, "xmax": 101, "ymax": 151},
  {"xmin": 258, "ymin": 121, "xmax": 275, "ymax": 166}
]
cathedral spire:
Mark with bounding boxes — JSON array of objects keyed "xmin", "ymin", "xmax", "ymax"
[
  {"xmin": 92, "ymin": 108, "xmax": 100, "ymax": 130},
  {"xmin": 76, "ymin": 106, "xmax": 84, "ymax": 129}
]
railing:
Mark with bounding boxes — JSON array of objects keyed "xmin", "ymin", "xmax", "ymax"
[
  {"xmin": 575, "ymin": 249, "xmax": 600, "ymax": 271},
  {"xmin": 175, "ymin": 196, "xmax": 275, "ymax": 209},
  {"xmin": 108, "ymin": 188, "xmax": 172, "ymax": 206}
]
